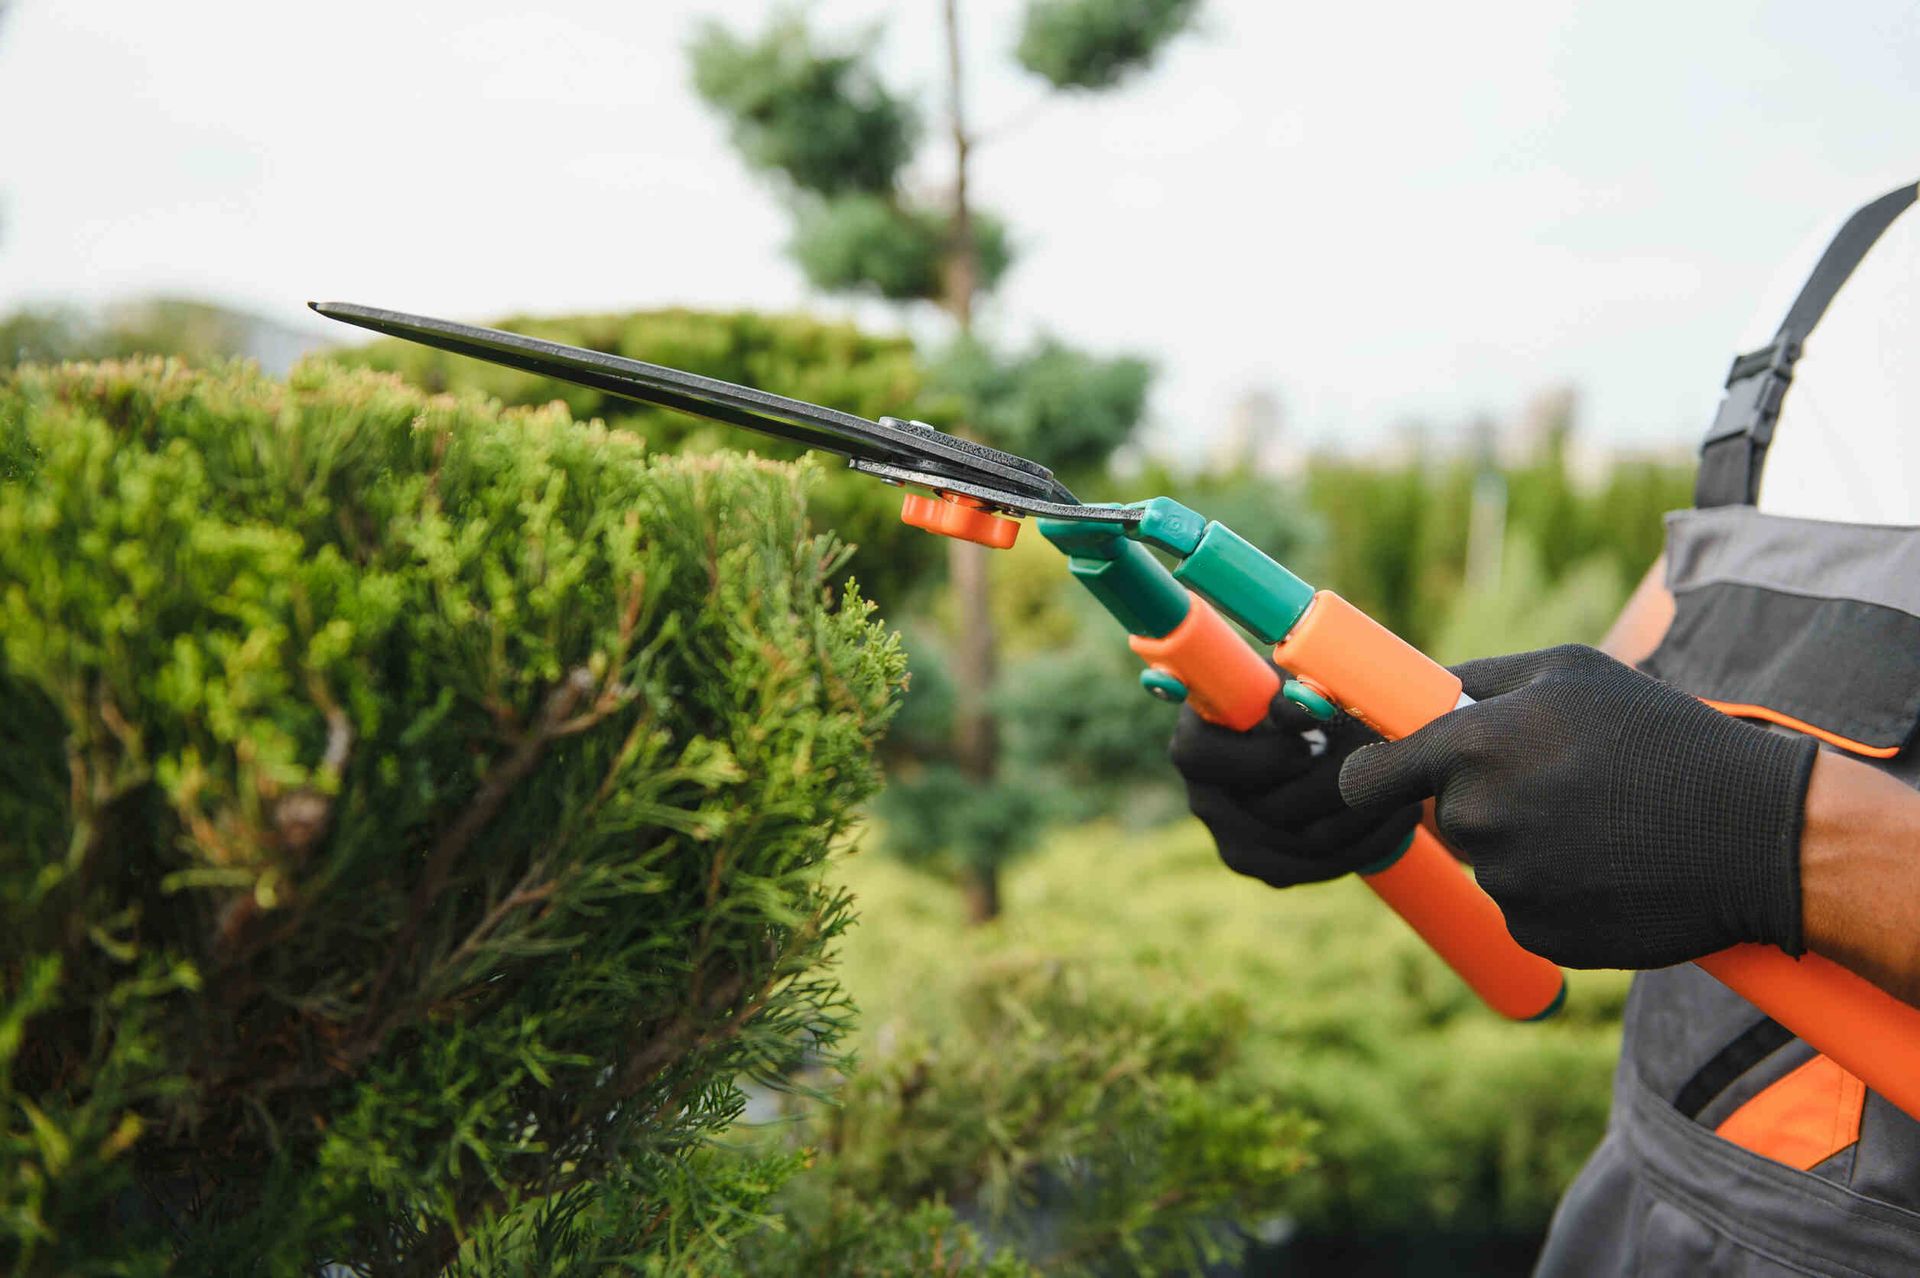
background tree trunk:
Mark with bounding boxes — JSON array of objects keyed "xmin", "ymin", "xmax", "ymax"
[
  {"xmin": 959, "ymin": 855, "xmax": 1002, "ymax": 924},
  {"xmin": 942, "ymin": 0, "xmax": 977, "ymax": 329},
  {"xmin": 941, "ymin": 0, "xmax": 1003, "ymax": 925}
]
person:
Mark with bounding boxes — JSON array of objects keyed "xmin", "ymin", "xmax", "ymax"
[{"xmin": 1172, "ymin": 180, "xmax": 1920, "ymax": 1274}]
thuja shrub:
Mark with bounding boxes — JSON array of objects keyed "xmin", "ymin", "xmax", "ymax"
[{"xmin": 0, "ymin": 359, "xmax": 904, "ymax": 1274}]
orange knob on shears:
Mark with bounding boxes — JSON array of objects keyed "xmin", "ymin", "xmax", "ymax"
[{"xmin": 899, "ymin": 492, "xmax": 1021, "ymax": 549}]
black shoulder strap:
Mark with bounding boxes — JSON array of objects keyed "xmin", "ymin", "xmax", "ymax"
[{"xmin": 1695, "ymin": 182, "xmax": 1917, "ymax": 507}]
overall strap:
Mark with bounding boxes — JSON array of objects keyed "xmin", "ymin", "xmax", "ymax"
[{"xmin": 1695, "ymin": 183, "xmax": 1918, "ymax": 508}]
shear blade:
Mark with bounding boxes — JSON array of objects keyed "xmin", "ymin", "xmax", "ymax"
[
  {"xmin": 310, "ymin": 302, "xmax": 1069, "ymax": 503},
  {"xmin": 851, "ymin": 460, "xmax": 1143, "ymax": 526}
]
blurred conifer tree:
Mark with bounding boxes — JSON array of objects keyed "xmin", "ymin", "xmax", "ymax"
[{"xmin": 690, "ymin": 0, "xmax": 1197, "ymax": 920}]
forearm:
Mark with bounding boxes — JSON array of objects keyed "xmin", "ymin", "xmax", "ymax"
[
  {"xmin": 1599, "ymin": 555, "xmax": 1674, "ymax": 666},
  {"xmin": 1600, "ymin": 560, "xmax": 1920, "ymax": 1002},
  {"xmin": 1411, "ymin": 557, "xmax": 1920, "ymax": 1000},
  {"xmin": 1800, "ymin": 750, "xmax": 1920, "ymax": 1006}
]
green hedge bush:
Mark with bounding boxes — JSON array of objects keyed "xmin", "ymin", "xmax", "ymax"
[
  {"xmin": 818, "ymin": 819, "xmax": 1627, "ymax": 1258},
  {"xmin": 748, "ymin": 952, "xmax": 1313, "ymax": 1275},
  {"xmin": 0, "ymin": 359, "xmax": 904, "ymax": 1274}
]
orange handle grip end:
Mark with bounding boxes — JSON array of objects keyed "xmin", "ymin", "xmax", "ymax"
[
  {"xmin": 1271, "ymin": 591, "xmax": 1462, "ymax": 740},
  {"xmin": 1697, "ymin": 945, "xmax": 1920, "ymax": 1120},
  {"xmin": 1129, "ymin": 594, "xmax": 1278, "ymax": 732},
  {"xmin": 1364, "ymin": 828, "xmax": 1566, "ymax": 1020}
]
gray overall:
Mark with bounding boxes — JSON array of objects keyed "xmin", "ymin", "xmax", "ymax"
[{"xmin": 1535, "ymin": 184, "xmax": 1920, "ymax": 1276}]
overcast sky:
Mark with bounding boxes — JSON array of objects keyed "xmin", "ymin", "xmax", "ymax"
[{"xmin": 1, "ymin": 1, "xmax": 1916, "ymax": 459}]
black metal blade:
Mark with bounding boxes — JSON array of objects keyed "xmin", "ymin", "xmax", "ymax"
[
  {"xmin": 850, "ymin": 459, "xmax": 1143, "ymax": 525},
  {"xmin": 310, "ymin": 302, "xmax": 1069, "ymax": 502}
]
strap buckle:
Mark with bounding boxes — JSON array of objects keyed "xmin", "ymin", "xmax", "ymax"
[{"xmin": 1701, "ymin": 337, "xmax": 1801, "ymax": 449}]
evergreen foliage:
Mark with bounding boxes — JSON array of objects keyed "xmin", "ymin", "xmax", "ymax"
[
  {"xmin": 749, "ymin": 953, "xmax": 1312, "ymax": 1275},
  {"xmin": 1015, "ymin": 0, "xmax": 1203, "ymax": 90},
  {"xmin": 820, "ymin": 818, "xmax": 1625, "ymax": 1264},
  {"xmin": 0, "ymin": 308, "xmax": 88, "ymax": 367},
  {"xmin": 791, "ymin": 196, "xmax": 1012, "ymax": 303},
  {"xmin": 1428, "ymin": 535, "xmax": 1633, "ymax": 666},
  {"xmin": 0, "ymin": 359, "xmax": 904, "ymax": 1274},
  {"xmin": 688, "ymin": 16, "xmax": 919, "ymax": 197},
  {"xmin": 690, "ymin": 4, "xmax": 1194, "ymax": 919},
  {"xmin": 925, "ymin": 336, "xmax": 1152, "ymax": 478},
  {"xmin": 880, "ymin": 601, "xmax": 1186, "ymax": 846},
  {"xmin": 738, "ymin": 1195, "xmax": 1036, "ymax": 1277},
  {"xmin": 874, "ymin": 760, "xmax": 1049, "ymax": 885},
  {"xmin": 994, "ymin": 630, "xmax": 1183, "ymax": 824},
  {"xmin": 688, "ymin": 14, "xmax": 1010, "ymax": 313}
]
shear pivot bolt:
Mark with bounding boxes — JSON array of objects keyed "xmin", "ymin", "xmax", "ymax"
[
  {"xmin": 1139, "ymin": 669, "xmax": 1188, "ymax": 703},
  {"xmin": 1281, "ymin": 678, "xmax": 1337, "ymax": 722}
]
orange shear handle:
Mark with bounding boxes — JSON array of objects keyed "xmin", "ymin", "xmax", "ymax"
[
  {"xmin": 1697, "ymin": 943, "xmax": 1920, "ymax": 1121},
  {"xmin": 1128, "ymin": 594, "xmax": 1277, "ymax": 730},
  {"xmin": 1273, "ymin": 589, "xmax": 1920, "ymax": 1115},
  {"xmin": 1361, "ymin": 827, "xmax": 1565, "ymax": 1020},
  {"xmin": 1134, "ymin": 592, "xmax": 1565, "ymax": 1020}
]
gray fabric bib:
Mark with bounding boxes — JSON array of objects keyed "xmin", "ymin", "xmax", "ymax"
[{"xmin": 1536, "ymin": 509, "xmax": 1920, "ymax": 1276}]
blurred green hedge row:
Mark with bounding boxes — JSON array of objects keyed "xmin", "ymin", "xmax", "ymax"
[
  {"xmin": 795, "ymin": 818, "xmax": 1629, "ymax": 1264},
  {"xmin": 1305, "ymin": 451, "xmax": 1689, "ymax": 656}
]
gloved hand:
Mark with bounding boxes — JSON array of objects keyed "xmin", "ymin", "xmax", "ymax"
[
  {"xmin": 1170, "ymin": 684, "xmax": 1421, "ymax": 889},
  {"xmin": 1339, "ymin": 644, "xmax": 1818, "ymax": 969}
]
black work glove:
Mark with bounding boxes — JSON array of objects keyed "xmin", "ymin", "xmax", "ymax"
[
  {"xmin": 1170, "ymin": 685, "xmax": 1422, "ymax": 889},
  {"xmin": 1339, "ymin": 644, "xmax": 1818, "ymax": 970}
]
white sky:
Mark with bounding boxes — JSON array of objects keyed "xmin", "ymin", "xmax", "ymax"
[{"xmin": 1, "ymin": 0, "xmax": 1916, "ymax": 460}]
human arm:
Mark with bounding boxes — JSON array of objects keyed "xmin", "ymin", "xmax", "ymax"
[
  {"xmin": 1340, "ymin": 642, "xmax": 1920, "ymax": 1007},
  {"xmin": 1597, "ymin": 554, "xmax": 1674, "ymax": 666},
  {"xmin": 1800, "ymin": 754, "xmax": 1920, "ymax": 1005},
  {"xmin": 1583, "ymin": 553, "xmax": 1920, "ymax": 1003}
]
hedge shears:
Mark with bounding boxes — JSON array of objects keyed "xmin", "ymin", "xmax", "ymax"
[{"xmin": 312, "ymin": 302, "xmax": 1920, "ymax": 1118}]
